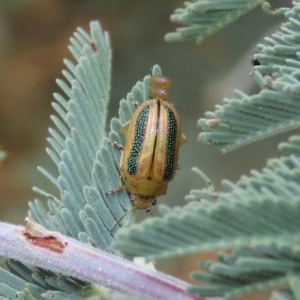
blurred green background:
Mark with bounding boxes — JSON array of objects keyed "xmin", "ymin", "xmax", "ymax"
[{"xmin": 0, "ymin": 0, "xmax": 291, "ymax": 294}]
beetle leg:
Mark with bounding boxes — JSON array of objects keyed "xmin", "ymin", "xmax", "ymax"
[
  {"xmin": 110, "ymin": 209, "xmax": 132, "ymax": 234},
  {"xmin": 106, "ymin": 186, "xmax": 122, "ymax": 195},
  {"xmin": 113, "ymin": 141, "xmax": 124, "ymax": 151},
  {"xmin": 180, "ymin": 134, "xmax": 187, "ymax": 145},
  {"xmin": 106, "ymin": 177, "xmax": 124, "ymax": 195},
  {"xmin": 131, "ymin": 100, "xmax": 139, "ymax": 109}
]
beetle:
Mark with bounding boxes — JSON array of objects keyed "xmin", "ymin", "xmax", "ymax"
[{"xmin": 119, "ymin": 75, "xmax": 186, "ymax": 209}]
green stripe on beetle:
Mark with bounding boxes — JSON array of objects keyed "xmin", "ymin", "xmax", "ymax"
[
  {"xmin": 163, "ymin": 106, "xmax": 178, "ymax": 180},
  {"xmin": 120, "ymin": 75, "xmax": 187, "ymax": 209},
  {"xmin": 127, "ymin": 104, "xmax": 151, "ymax": 175}
]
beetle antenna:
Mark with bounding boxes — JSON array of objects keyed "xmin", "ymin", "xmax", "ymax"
[{"xmin": 110, "ymin": 209, "xmax": 133, "ymax": 235}]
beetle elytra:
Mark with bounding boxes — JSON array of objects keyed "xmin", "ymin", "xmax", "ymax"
[{"xmin": 119, "ymin": 75, "xmax": 186, "ymax": 209}]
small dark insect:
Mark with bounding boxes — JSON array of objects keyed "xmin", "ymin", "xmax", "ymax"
[{"xmin": 250, "ymin": 50, "xmax": 261, "ymax": 66}]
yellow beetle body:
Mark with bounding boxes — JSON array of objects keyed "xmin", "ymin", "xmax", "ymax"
[{"xmin": 120, "ymin": 76, "xmax": 186, "ymax": 209}]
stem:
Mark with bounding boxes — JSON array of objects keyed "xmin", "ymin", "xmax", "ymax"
[{"xmin": 0, "ymin": 220, "xmax": 210, "ymax": 300}]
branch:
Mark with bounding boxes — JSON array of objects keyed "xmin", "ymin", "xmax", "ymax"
[{"xmin": 0, "ymin": 219, "xmax": 206, "ymax": 300}]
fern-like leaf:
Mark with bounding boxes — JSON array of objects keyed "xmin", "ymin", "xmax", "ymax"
[
  {"xmin": 270, "ymin": 290, "xmax": 296, "ymax": 300},
  {"xmin": 190, "ymin": 245, "xmax": 299, "ymax": 298},
  {"xmin": 1, "ymin": 20, "xmax": 114, "ymax": 300},
  {"xmin": 114, "ymin": 129, "xmax": 300, "ymax": 259},
  {"xmin": 114, "ymin": 92, "xmax": 300, "ymax": 300},
  {"xmin": 114, "ymin": 135, "xmax": 300, "ymax": 299},
  {"xmin": 28, "ymin": 20, "xmax": 131, "ymax": 249},
  {"xmin": 198, "ymin": 1, "xmax": 300, "ymax": 152},
  {"xmin": 0, "ymin": 20, "xmax": 164, "ymax": 299},
  {"xmin": 165, "ymin": 0, "xmax": 278, "ymax": 43},
  {"xmin": 113, "ymin": 3, "xmax": 300, "ymax": 300},
  {"xmin": 0, "ymin": 260, "xmax": 85, "ymax": 300},
  {"xmin": 114, "ymin": 157, "xmax": 300, "ymax": 259}
]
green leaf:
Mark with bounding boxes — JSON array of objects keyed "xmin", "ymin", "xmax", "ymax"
[
  {"xmin": 198, "ymin": 2, "xmax": 300, "ymax": 152},
  {"xmin": 165, "ymin": 0, "xmax": 278, "ymax": 43},
  {"xmin": 1, "ymin": 19, "xmax": 156, "ymax": 298},
  {"xmin": 113, "ymin": 133, "xmax": 300, "ymax": 298},
  {"xmin": 1, "ymin": 19, "xmax": 167, "ymax": 298},
  {"xmin": 114, "ymin": 194, "xmax": 300, "ymax": 260},
  {"xmin": 2, "ymin": 21, "xmax": 114, "ymax": 299},
  {"xmin": 288, "ymin": 273, "xmax": 300, "ymax": 300},
  {"xmin": 190, "ymin": 245, "xmax": 300, "ymax": 299},
  {"xmin": 279, "ymin": 135, "xmax": 300, "ymax": 156},
  {"xmin": 0, "ymin": 260, "xmax": 84, "ymax": 299},
  {"xmin": 114, "ymin": 137, "xmax": 300, "ymax": 259},
  {"xmin": 28, "ymin": 20, "xmax": 129, "ymax": 247},
  {"xmin": 270, "ymin": 289, "xmax": 296, "ymax": 300}
]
